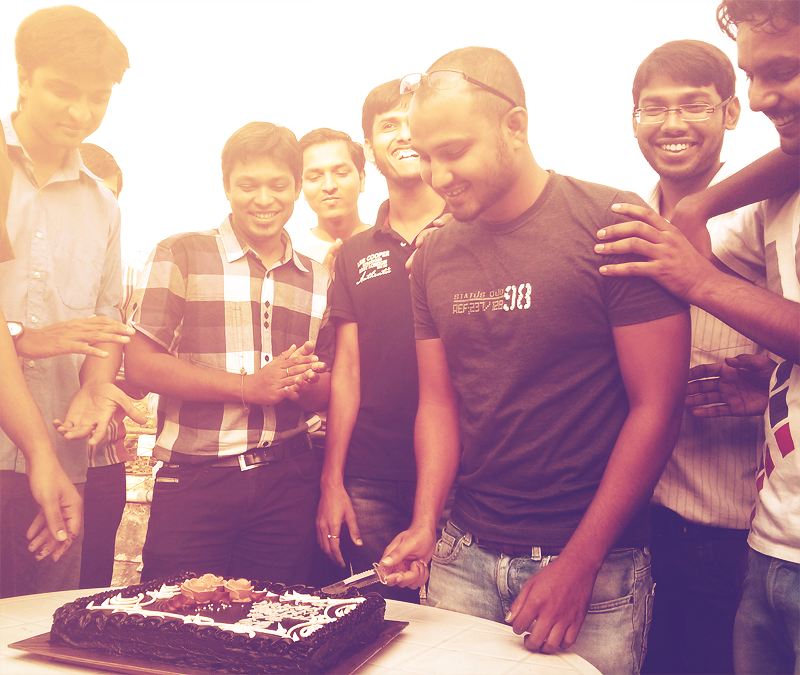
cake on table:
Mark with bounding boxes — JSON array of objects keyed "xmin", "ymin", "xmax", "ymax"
[{"xmin": 50, "ymin": 572, "xmax": 386, "ymax": 673}]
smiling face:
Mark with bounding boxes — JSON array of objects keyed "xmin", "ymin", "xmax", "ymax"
[
  {"xmin": 302, "ymin": 141, "xmax": 364, "ymax": 223},
  {"xmin": 365, "ymin": 107, "xmax": 422, "ymax": 186},
  {"xmin": 633, "ymin": 74, "xmax": 739, "ymax": 184},
  {"xmin": 410, "ymin": 88, "xmax": 516, "ymax": 223},
  {"xmin": 224, "ymin": 155, "xmax": 301, "ymax": 260},
  {"xmin": 737, "ymin": 19, "xmax": 800, "ymax": 155},
  {"xmin": 16, "ymin": 64, "xmax": 114, "ymax": 155}
]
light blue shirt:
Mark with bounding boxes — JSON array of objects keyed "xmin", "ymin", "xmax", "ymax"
[{"xmin": 0, "ymin": 115, "xmax": 122, "ymax": 483}]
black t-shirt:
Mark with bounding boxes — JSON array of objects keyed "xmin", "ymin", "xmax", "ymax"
[
  {"xmin": 329, "ymin": 201, "xmax": 441, "ymax": 481},
  {"xmin": 412, "ymin": 172, "xmax": 688, "ymax": 547}
]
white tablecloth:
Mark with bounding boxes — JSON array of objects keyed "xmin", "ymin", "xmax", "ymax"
[{"xmin": 0, "ymin": 589, "xmax": 601, "ymax": 674}]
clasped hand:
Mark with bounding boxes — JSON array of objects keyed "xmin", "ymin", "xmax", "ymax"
[{"xmin": 244, "ymin": 341, "xmax": 327, "ymax": 406}]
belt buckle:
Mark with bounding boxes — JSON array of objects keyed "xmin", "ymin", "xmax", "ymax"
[{"xmin": 238, "ymin": 453, "xmax": 259, "ymax": 471}]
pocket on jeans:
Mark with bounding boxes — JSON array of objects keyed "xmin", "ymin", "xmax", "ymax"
[
  {"xmin": 289, "ymin": 448, "xmax": 322, "ymax": 482},
  {"xmin": 152, "ymin": 465, "xmax": 205, "ymax": 497},
  {"xmin": 432, "ymin": 520, "xmax": 466, "ymax": 565},
  {"xmin": 587, "ymin": 548, "xmax": 638, "ymax": 614}
]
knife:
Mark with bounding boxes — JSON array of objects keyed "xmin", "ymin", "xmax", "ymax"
[{"xmin": 321, "ymin": 562, "xmax": 391, "ymax": 595}]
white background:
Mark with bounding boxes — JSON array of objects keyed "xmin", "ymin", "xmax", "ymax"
[{"xmin": 0, "ymin": 0, "xmax": 779, "ymax": 265}]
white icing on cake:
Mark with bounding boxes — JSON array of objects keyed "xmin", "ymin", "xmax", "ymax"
[{"xmin": 86, "ymin": 584, "xmax": 366, "ymax": 642}]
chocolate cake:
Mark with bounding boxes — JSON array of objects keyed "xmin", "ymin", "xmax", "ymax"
[{"xmin": 50, "ymin": 572, "xmax": 386, "ymax": 673}]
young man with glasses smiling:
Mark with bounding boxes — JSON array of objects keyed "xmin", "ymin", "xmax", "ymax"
[
  {"xmin": 379, "ymin": 47, "xmax": 690, "ymax": 673},
  {"xmin": 630, "ymin": 39, "xmax": 767, "ymax": 675}
]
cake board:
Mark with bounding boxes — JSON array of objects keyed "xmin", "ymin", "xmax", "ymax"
[{"xmin": 9, "ymin": 620, "xmax": 407, "ymax": 675}]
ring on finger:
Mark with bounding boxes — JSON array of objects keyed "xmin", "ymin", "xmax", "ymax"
[{"xmin": 327, "ymin": 534, "xmax": 339, "ymax": 539}]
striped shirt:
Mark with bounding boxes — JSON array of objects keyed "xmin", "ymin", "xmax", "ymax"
[
  {"xmin": 128, "ymin": 217, "xmax": 333, "ymax": 464},
  {"xmin": 648, "ymin": 165, "xmax": 765, "ymax": 529}
]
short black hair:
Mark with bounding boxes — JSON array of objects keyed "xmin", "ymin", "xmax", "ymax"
[
  {"xmin": 221, "ymin": 122, "xmax": 302, "ymax": 190},
  {"xmin": 632, "ymin": 40, "xmax": 736, "ymax": 109},
  {"xmin": 717, "ymin": 0, "xmax": 800, "ymax": 39},
  {"xmin": 16, "ymin": 5, "xmax": 129, "ymax": 83},
  {"xmin": 298, "ymin": 128, "xmax": 366, "ymax": 175},
  {"xmin": 362, "ymin": 80, "xmax": 412, "ymax": 143}
]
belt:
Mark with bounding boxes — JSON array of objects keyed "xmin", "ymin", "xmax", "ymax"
[
  {"xmin": 163, "ymin": 433, "xmax": 312, "ymax": 472},
  {"xmin": 472, "ymin": 536, "xmax": 564, "ymax": 557}
]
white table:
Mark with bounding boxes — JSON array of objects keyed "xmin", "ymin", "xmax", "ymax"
[{"xmin": 0, "ymin": 589, "xmax": 601, "ymax": 675}]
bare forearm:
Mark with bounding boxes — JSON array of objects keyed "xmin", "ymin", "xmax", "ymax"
[
  {"xmin": 690, "ymin": 271, "xmax": 800, "ymax": 364},
  {"xmin": 79, "ymin": 343, "xmax": 122, "ymax": 385},
  {"xmin": 126, "ymin": 347, "xmax": 240, "ymax": 402},
  {"xmin": 411, "ymin": 399, "xmax": 460, "ymax": 532},
  {"xmin": 322, "ymin": 366, "xmax": 360, "ymax": 488},
  {"xmin": 563, "ymin": 402, "xmax": 683, "ymax": 570},
  {"xmin": 683, "ymin": 148, "xmax": 799, "ymax": 222},
  {"xmin": 0, "ymin": 317, "xmax": 58, "ymax": 464}
]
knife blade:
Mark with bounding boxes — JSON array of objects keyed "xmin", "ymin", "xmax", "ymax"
[{"xmin": 321, "ymin": 562, "xmax": 390, "ymax": 595}]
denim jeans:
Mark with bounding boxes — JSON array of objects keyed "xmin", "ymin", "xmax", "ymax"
[
  {"xmin": 427, "ymin": 520, "xmax": 654, "ymax": 674},
  {"xmin": 734, "ymin": 547, "xmax": 800, "ymax": 674},
  {"xmin": 643, "ymin": 505, "xmax": 749, "ymax": 674},
  {"xmin": 341, "ymin": 475, "xmax": 419, "ymax": 603}
]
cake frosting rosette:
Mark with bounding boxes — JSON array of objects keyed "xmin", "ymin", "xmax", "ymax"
[
  {"xmin": 181, "ymin": 574, "xmax": 225, "ymax": 603},
  {"xmin": 225, "ymin": 578, "xmax": 258, "ymax": 602}
]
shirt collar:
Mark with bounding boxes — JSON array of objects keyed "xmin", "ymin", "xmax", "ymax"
[
  {"xmin": 372, "ymin": 198, "xmax": 448, "ymax": 247},
  {"xmin": 647, "ymin": 162, "xmax": 737, "ymax": 210},
  {"xmin": 3, "ymin": 113, "xmax": 93, "ymax": 183},
  {"xmin": 218, "ymin": 215, "xmax": 310, "ymax": 273}
]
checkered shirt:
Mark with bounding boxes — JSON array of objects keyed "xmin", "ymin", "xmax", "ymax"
[{"xmin": 128, "ymin": 216, "xmax": 333, "ymax": 464}]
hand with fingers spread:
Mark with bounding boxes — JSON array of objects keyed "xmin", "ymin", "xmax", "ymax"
[
  {"xmin": 54, "ymin": 381, "xmax": 148, "ymax": 446},
  {"xmin": 405, "ymin": 213, "xmax": 453, "ymax": 272},
  {"xmin": 316, "ymin": 482, "xmax": 362, "ymax": 567},
  {"xmin": 378, "ymin": 526, "xmax": 435, "ymax": 589},
  {"xmin": 687, "ymin": 353, "xmax": 776, "ymax": 418},
  {"xmin": 505, "ymin": 553, "xmax": 597, "ymax": 655},
  {"xmin": 594, "ymin": 202, "xmax": 718, "ymax": 303},
  {"xmin": 15, "ymin": 316, "xmax": 135, "ymax": 360}
]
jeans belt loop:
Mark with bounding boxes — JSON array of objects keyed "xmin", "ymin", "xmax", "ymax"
[{"xmin": 531, "ymin": 546, "xmax": 542, "ymax": 561}]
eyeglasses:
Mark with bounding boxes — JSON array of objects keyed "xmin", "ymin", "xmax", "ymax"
[
  {"xmin": 399, "ymin": 70, "xmax": 519, "ymax": 108},
  {"xmin": 633, "ymin": 96, "xmax": 734, "ymax": 124}
]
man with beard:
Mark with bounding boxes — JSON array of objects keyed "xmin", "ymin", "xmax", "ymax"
[
  {"xmin": 630, "ymin": 40, "xmax": 765, "ymax": 675},
  {"xmin": 379, "ymin": 48, "xmax": 690, "ymax": 673},
  {"xmin": 596, "ymin": 2, "xmax": 800, "ymax": 671},
  {"xmin": 315, "ymin": 80, "xmax": 445, "ymax": 602}
]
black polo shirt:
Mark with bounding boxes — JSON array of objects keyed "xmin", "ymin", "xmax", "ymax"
[{"xmin": 329, "ymin": 200, "xmax": 442, "ymax": 481}]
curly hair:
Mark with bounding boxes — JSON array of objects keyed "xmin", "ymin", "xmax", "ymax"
[{"xmin": 717, "ymin": 0, "xmax": 800, "ymax": 39}]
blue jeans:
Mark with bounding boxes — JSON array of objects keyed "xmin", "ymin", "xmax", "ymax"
[
  {"xmin": 734, "ymin": 547, "xmax": 800, "ymax": 674},
  {"xmin": 342, "ymin": 475, "xmax": 419, "ymax": 603},
  {"xmin": 427, "ymin": 520, "xmax": 654, "ymax": 674}
]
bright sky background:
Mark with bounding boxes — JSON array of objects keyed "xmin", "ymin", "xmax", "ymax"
[{"xmin": 0, "ymin": 0, "xmax": 780, "ymax": 265}]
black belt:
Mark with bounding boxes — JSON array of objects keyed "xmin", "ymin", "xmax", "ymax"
[
  {"xmin": 163, "ymin": 433, "xmax": 311, "ymax": 472},
  {"xmin": 473, "ymin": 535, "xmax": 564, "ymax": 557}
]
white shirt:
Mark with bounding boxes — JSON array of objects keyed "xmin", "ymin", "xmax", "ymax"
[{"xmin": 648, "ymin": 164, "xmax": 764, "ymax": 529}]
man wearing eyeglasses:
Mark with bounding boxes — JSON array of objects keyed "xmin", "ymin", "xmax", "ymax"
[
  {"xmin": 379, "ymin": 47, "xmax": 690, "ymax": 673},
  {"xmin": 630, "ymin": 40, "xmax": 766, "ymax": 675},
  {"xmin": 596, "ymin": 2, "xmax": 800, "ymax": 672}
]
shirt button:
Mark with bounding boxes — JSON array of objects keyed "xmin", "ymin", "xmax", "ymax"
[
  {"xmin": 35, "ymin": 231, "xmax": 43, "ymax": 239},
  {"xmin": 30, "ymin": 315, "xmax": 39, "ymax": 323},
  {"xmin": 27, "ymin": 360, "xmax": 35, "ymax": 368},
  {"xmin": 33, "ymin": 271, "xmax": 41, "ymax": 279},
  {"xmin": 263, "ymin": 320, "xmax": 269, "ymax": 329}
]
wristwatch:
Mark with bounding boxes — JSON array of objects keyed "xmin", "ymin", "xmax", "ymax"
[{"xmin": 6, "ymin": 321, "xmax": 24, "ymax": 344}]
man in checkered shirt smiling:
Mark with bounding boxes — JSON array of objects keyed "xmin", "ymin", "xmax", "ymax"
[{"xmin": 125, "ymin": 122, "xmax": 334, "ymax": 585}]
